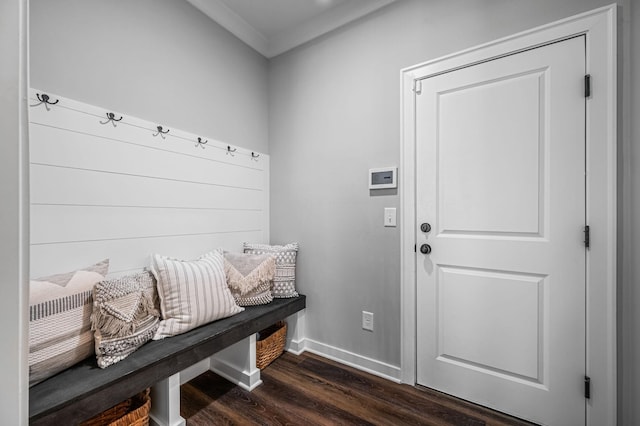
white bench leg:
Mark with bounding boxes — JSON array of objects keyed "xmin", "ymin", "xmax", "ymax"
[
  {"xmin": 149, "ymin": 373, "xmax": 186, "ymax": 426},
  {"xmin": 285, "ymin": 310, "xmax": 306, "ymax": 354},
  {"xmin": 210, "ymin": 334, "xmax": 262, "ymax": 391}
]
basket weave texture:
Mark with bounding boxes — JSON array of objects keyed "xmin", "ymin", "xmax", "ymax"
[
  {"xmin": 256, "ymin": 321, "xmax": 287, "ymax": 370},
  {"xmin": 80, "ymin": 388, "xmax": 151, "ymax": 426}
]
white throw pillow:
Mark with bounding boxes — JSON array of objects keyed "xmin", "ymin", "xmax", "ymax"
[{"xmin": 151, "ymin": 250, "xmax": 244, "ymax": 339}]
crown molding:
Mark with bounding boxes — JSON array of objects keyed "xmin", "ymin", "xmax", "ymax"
[
  {"xmin": 186, "ymin": 0, "xmax": 396, "ymax": 58},
  {"xmin": 186, "ymin": 0, "xmax": 269, "ymax": 55}
]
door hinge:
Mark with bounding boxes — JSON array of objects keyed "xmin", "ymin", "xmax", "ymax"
[
  {"xmin": 585, "ymin": 376, "xmax": 591, "ymax": 399},
  {"xmin": 414, "ymin": 244, "xmax": 417, "ymax": 253},
  {"xmin": 584, "ymin": 74, "xmax": 591, "ymax": 98},
  {"xmin": 584, "ymin": 225, "xmax": 590, "ymax": 249},
  {"xmin": 414, "ymin": 79, "xmax": 422, "ymax": 95}
]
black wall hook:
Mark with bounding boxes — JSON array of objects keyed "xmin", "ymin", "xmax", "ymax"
[
  {"xmin": 153, "ymin": 125, "xmax": 170, "ymax": 138},
  {"xmin": 227, "ymin": 145, "xmax": 237, "ymax": 156},
  {"xmin": 101, "ymin": 112, "xmax": 123, "ymax": 125},
  {"xmin": 35, "ymin": 93, "xmax": 59, "ymax": 110},
  {"xmin": 36, "ymin": 93, "xmax": 59, "ymax": 105},
  {"xmin": 196, "ymin": 137, "xmax": 208, "ymax": 149},
  {"xmin": 251, "ymin": 152, "xmax": 260, "ymax": 159},
  {"xmin": 107, "ymin": 112, "xmax": 122, "ymax": 121}
]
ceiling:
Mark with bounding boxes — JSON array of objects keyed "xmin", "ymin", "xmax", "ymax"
[{"xmin": 186, "ymin": 0, "xmax": 397, "ymax": 58}]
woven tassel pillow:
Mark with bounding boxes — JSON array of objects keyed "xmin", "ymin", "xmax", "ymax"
[
  {"xmin": 91, "ymin": 271, "xmax": 160, "ymax": 368},
  {"xmin": 224, "ymin": 252, "xmax": 276, "ymax": 306}
]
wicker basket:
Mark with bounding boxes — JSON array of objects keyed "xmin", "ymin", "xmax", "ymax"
[
  {"xmin": 256, "ymin": 321, "xmax": 287, "ymax": 369},
  {"xmin": 81, "ymin": 388, "xmax": 151, "ymax": 426}
]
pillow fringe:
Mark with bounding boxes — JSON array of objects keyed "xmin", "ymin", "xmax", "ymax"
[
  {"xmin": 224, "ymin": 257, "xmax": 275, "ymax": 296},
  {"xmin": 92, "ymin": 290, "xmax": 159, "ymax": 339}
]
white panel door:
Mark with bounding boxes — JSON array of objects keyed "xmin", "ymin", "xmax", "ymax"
[{"xmin": 416, "ymin": 36, "xmax": 586, "ymax": 426}]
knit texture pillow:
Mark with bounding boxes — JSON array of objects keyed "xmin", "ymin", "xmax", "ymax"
[
  {"xmin": 29, "ymin": 259, "xmax": 109, "ymax": 385},
  {"xmin": 224, "ymin": 252, "xmax": 275, "ymax": 306},
  {"xmin": 243, "ymin": 243, "xmax": 299, "ymax": 298},
  {"xmin": 91, "ymin": 271, "xmax": 160, "ymax": 368},
  {"xmin": 151, "ymin": 250, "xmax": 243, "ymax": 339}
]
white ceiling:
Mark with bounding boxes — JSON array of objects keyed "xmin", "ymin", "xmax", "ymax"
[{"xmin": 186, "ymin": 0, "xmax": 397, "ymax": 58}]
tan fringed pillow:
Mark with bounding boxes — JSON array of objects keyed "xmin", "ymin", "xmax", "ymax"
[
  {"xmin": 224, "ymin": 252, "xmax": 275, "ymax": 306},
  {"xmin": 91, "ymin": 271, "xmax": 160, "ymax": 368}
]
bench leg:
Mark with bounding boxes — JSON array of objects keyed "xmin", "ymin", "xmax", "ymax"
[
  {"xmin": 210, "ymin": 334, "xmax": 262, "ymax": 391},
  {"xmin": 149, "ymin": 373, "xmax": 186, "ymax": 426},
  {"xmin": 285, "ymin": 310, "xmax": 306, "ymax": 354}
]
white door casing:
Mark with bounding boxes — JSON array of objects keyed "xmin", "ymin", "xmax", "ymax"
[
  {"xmin": 415, "ymin": 36, "xmax": 585, "ymax": 426},
  {"xmin": 400, "ymin": 5, "xmax": 616, "ymax": 426}
]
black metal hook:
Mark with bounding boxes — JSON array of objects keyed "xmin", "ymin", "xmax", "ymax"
[
  {"xmin": 196, "ymin": 137, "xmax": 208, "ymax": 149},
  {"xmin": 34, "ymin": 93, "xmax": 59, "ymax": 110},
  {"xmin": 153, "ymin": 125, "xmax": 170, "ymax": 138},
  {"xmin": 251, "ymin": 152, "xmax": 260, "ymax": 159},
  {"xmin": 36, "ymin": 93, "xmax": 59, "ymax": 105},
  {"xmin": 227, "ymin": 145, "xmax": 237, "ymax": 156},
  {"xmin": 100, "ymin": 112, "xmax": 123, "ymax": 125},
  {"xmin": 107, "ymin": 112, "xmax": 122, "ymax": 122}
]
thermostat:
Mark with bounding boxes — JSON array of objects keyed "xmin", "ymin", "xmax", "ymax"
[{"xmin": 369, "ymin": 167, "xmax": 397, "ymax": 189}]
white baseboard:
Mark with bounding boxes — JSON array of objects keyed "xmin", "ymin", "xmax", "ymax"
[
  {"xmin": 210, "ymin": 358, "xmax": 262, "ymax": 391},
  {"xmin": 285, "ymin": 336, "xmax": 306, "ymax": 355},
  {"xmin": 291, "ymin": 337, "xmax": 402, "ymax": 383}
]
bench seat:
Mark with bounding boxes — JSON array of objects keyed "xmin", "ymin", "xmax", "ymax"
[{"xmin": 29, "ymin": 295, "xmax": 306, "ymax": 425}]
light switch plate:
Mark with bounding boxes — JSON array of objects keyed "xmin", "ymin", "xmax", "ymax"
[
  {"xmin": 384, "ymin": 208, "xmax": 396, "ymax": 227},
  {"xmin": 362, "ymin": 311, "xmax": 374, "ymax": 331}
]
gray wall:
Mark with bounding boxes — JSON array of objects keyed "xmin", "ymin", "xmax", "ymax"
[
  {"xmin": 269, "ymin": 0, "xmax": 638, "ymax": 424},
  {"xmin": 30, "ymin": 0, "xmax": 269, "ymax": 153}
]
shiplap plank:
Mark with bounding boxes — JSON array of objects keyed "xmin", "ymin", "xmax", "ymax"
[
  {"xmin": 31, "ymin": 205, "xmax": 262, "ymax": 244},
  {"xmin": 28, "ymin": 89, "xmax": 269, "ymax": 279},
  {"xmin": 30, "ymin": 125, "xmax": 264, "ymax": 190},
  {"xmin": 31, "ymin": 164, "xmax": 263, "ymax": 211},
  {"xmin": 30, "ymin": 231, "xmax": 265, "ymax": 278},
  {"xmin": 29, "ymin": 90, "xmax": 265, "ymax": 170}
]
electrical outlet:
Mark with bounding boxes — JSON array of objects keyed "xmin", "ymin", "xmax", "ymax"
[{"xmin": 362, "ymin": 311, "xmax": 374, "ymax": 331}]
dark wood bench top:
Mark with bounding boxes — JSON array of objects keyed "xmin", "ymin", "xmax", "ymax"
[{"xmin": 29, "ymin": 295, "xmax": 306, "ymax": 425}]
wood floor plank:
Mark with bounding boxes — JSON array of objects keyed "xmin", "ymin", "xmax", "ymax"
[
  {"xmin": 181, "ymin": 352, "xmax": 538, "ymax": 426},
  {"xmin": 298, "ymin": 353, "xmax": 534, "ymax": 426},
  {"xmin": 295, "ymin": 356, "xmax": 485, "ymax": 426},
  {"xmin": 264, "ymin": 355, "xmax": 472, "ymax": 426}
]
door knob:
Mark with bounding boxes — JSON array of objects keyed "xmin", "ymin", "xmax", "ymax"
[
  {"xmin": 420, "ymin": 244, "xmax": 432, "ymax": 254},
  {"xmin": 420, "ymin": 223, "xmax": 431, "ymax": 233}
]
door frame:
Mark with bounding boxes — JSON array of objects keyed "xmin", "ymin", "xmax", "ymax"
[{"xmin": 400, "ymin": 5, "xmax": 616, "ymax": 425}]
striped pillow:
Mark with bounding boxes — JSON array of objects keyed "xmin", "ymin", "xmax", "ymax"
[
  {"xmin": 29, "ymin": 259, "xmax": 109, "ymax": 386},
  {"xmin": 151, "ymin": 250, "xmax": 243, "ymax": 339}
]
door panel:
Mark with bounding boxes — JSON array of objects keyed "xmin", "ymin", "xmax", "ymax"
[
  {"xmin": 416, "ymin": 36, "xmax": 586, "ymax": 426},
  {"xmin": 438, "ymin": 267, "xmax": 544, "ymax": 381},
  {"xmin": 438, "ymin": 70, "xmax": 544, "ymax": 235}
]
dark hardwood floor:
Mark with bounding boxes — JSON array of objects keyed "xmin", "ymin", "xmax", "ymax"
[{"xmin": 180, "ymin": 351, "xmax": 536, "ymax": 425}]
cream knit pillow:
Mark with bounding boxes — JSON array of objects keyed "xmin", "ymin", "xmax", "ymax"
[{"xmin": 243, "ymin": 243, "xmax": 299, "ymax": 298}]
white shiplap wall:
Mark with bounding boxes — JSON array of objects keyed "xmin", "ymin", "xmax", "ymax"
[{"xmin": 29, "ymin": 89, "xmax": 269, "ymax": 278}]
